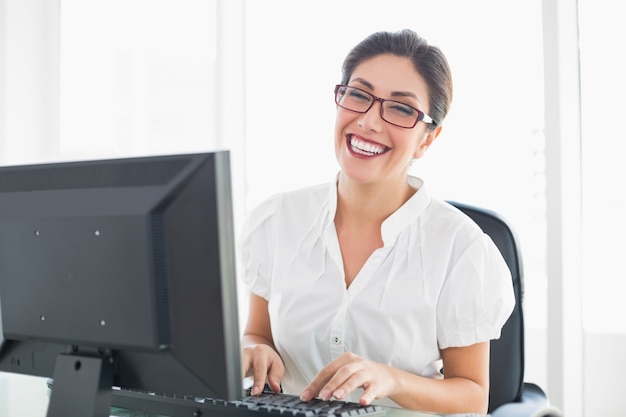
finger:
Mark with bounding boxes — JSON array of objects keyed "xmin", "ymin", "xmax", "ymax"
[
  {"xmin": 317, "ymin": 359, "xmax": 370, "ymax": 401},
  {"xmin": 359, "ymin": 382, "xmax": 377, "ymax": 406},
  {"xmin": 327, "ymin": 367, "xmax": 367, "ymax": 401},
  {"xmin": 266, "ymin": 356, "xmax": 285, "ymax": 393},
  {"xmin": 250, "ymin": 347, "xmax": 270, "ymax": 395},
  {"xmin": 241, "ymin": 349, "xmax": 255, "ymax": 378},
  {"xmin": 251, "ymin": 345, "xmax": 286, "ymax": 395},
  {"xmin": 301, "ymin": 358, "xmax": 346, "ymax": 401}
]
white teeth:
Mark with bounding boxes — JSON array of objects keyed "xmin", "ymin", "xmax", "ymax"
[{"xmin": 350, "ymin": 137, "xmax": 387, "ymax": 156}]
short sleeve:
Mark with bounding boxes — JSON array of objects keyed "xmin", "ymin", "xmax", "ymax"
[
  {"xmin": 238, "ymin": 195, "xmax": 280, "ymax": 301},
  {"xmin": 436, "ymin": 233, "xmax": 515, "ymax": 349}
]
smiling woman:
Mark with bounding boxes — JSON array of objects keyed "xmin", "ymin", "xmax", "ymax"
[
  {"xmin": 239, "ymin": 29, "xmax": 515, "ymax": 415},
  {"xmin": 242, "ymin": 1, "xmax": 548, "ymax": 396}
]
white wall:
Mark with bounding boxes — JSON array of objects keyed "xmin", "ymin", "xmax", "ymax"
[{"xmin": 584, "ymin": 334, "xmax": 626, "ymax": 416}]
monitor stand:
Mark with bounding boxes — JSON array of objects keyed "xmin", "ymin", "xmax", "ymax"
[{"xmin": 46, "ymin": 352, "xmax": 113, "ymax": 417}]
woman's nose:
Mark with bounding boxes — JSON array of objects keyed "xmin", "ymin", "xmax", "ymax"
[{"xmin": 357, "ymin": 100, "xmax": 384, "ymax": 131}]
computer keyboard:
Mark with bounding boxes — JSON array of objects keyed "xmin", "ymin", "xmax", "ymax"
[
  {"xmin": 111, "ymin": 387, "xmax": 386, "ymax": 417},
  {"xmin": 208, "ymin": 390, "xmax": 386, "ymax": 416}
]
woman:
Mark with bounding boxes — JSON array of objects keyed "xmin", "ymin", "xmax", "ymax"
[{"xmin": 239, "ymin": 29, "xmax": 514, "ymax": 415}]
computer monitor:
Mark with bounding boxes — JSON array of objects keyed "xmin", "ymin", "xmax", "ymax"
[{"xmin": 0, "ymin": 151, "xmax": 243, "ymax": 417}]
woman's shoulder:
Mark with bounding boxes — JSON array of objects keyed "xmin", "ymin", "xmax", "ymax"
[
  {"xmin": 423, "ymin": 198, "xmax": 483, "ymax": 232},
  {"xmin": 413, "ymin": 198, "xmax": 490, "ymax": 256}
]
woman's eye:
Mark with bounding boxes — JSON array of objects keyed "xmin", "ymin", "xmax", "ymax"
[
  {"xmin": 348, "ymin": 89, "xmax": 371, "ymax": 102},
  {"xmin": 388, "ymin": 103, "xmax": 416, "ymax": 116}
]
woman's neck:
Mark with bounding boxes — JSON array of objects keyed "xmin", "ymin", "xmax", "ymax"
[{"xmin": 335, "ymin": 172, "xmax": 416, "ymax": 225}]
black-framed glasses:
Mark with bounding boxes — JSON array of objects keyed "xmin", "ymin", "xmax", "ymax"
[{"xmin": 334, "ymin": 84, "xmax": 435, "ymax": 129}]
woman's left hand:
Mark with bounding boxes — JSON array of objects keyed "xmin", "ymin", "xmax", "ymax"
[{"xmin": 299, "ymin": 352, "xmax": 395, "ymax": 406}]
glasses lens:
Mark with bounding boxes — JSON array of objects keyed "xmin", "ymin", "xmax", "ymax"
[
  {"xmin": 335, "ymin": 86, "xmax": 373, "ymax": 112},
  {"xmin": 381, "ymin": 101, "xmax": 421, "ymax": 128}
]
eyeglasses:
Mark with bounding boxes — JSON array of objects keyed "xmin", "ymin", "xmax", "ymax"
[{"xmin": 334, "ymin": 84, "xmax": 434, "ymax": 129}]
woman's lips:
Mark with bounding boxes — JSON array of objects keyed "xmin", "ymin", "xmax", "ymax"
[{"xmin": 347, "ymin": 135, "xmax": 390, "ymax": 157}]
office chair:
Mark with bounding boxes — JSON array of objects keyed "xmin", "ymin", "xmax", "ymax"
[{"xmin": 447, "ymin": 201, "xmax": 563, "ymax": 417}]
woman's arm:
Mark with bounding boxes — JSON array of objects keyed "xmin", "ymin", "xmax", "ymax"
[
  {"xmin": 241, "ymin": 293, "xmax": 284, "ymax": 395},
  {"xmin": 394, "ymin": 342, "xmax": 490, "ymax": 414},
  {"xmin": 301, "ymin": 341, "xmax": 490, "ymax": 415}
]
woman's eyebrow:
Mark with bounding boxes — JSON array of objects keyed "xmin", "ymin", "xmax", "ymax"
[
  {"xmin": 390, "ymin": 90, "xmax": 418, "ymax": 100},
  {"xmin": 350, "ymin": 78, "xmax": 372, "ymax": 88},
  {"xmin": 351, "ymin": 77, "xmax": 419, "ymax": 101}
]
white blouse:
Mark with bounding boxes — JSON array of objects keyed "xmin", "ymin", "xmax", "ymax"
[{"xmin": 239, "ymin": 176, "xmax": 515, "ymax": 406}]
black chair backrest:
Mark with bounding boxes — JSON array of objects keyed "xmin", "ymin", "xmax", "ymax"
[{"xmin": 448, "ymin": 201, "xmax": 524, "ymax": 412}]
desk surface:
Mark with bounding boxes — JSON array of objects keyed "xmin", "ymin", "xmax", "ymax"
[
  {"xmin": 109, "ymin": 408, "xmax": 458, "ymax": 417},
  {"xmin": 110, "ymin": 405, "xmax": 443, "ymax": 417},
  {"xmin": 0, "ymin": 373, "xmax": 483, "ymax": 417},
  {"xmin": 110, "ymin": 388, "xmax": 455, "ymax": 417}
]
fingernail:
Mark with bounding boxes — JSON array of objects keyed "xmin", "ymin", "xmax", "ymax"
[
  {"xmin": 334, "ymin": 389, "xmax": 344, "ymax": 399},
  {"xmin": 251, "ymin": 386, "xmax": 260, "ymax": 395},
  {"xmin": 300, "ymin": 390, "xmax": 310, "ymax": 401},
  {"xmin": 320, "ymin": 389, "xmax": 331, "ymax": 401}
]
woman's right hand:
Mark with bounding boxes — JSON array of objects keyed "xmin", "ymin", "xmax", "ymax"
[
  {"xmin": 242, "ymin": 293, "xmax": 283, "ymax": 395},
  {"xmin": 242, "ymin": 343, "xmax": 284, "ymax": 395}
]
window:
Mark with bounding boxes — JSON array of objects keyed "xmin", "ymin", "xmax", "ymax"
[{"xmin": 59, "ymin": 0, "xmax": 220, "ymax": 160}]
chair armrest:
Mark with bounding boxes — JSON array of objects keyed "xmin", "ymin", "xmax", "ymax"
[{"xmin": 490, "ymin": 383, "xmax": 563, "ymax": 417}]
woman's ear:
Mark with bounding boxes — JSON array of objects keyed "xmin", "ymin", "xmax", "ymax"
[{"xmin": 413, "ymin": 125, "xmax": 443, "ymax": 159}]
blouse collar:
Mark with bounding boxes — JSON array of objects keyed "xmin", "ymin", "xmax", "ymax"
[
  {"xmin": 380, "ymin": 176, "xmax": 430, "ymax": 246},
  {"xmin": 327, "ymin": 174, "xmax": 431, "ymax": 246}
]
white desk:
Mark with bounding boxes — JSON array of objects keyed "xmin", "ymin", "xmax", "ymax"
[
  {"xmin": 0, "ymin": 373, "xmax": 49, "ymax": 417},
  {"xmin": 0, "ymin": 374, "xmax": 162, "ymax": 417},
  {"xmin": 0, "ymin": 373, "xmax": 480, "ymax": 417}
]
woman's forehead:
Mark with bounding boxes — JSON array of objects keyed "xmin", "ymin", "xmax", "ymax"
[{"xmin": 349, "ymin": 54, "xmax": 430, "ymax": 107}]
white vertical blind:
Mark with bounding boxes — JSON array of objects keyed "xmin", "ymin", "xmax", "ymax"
[
  {"xmin": 578, "ymin": 2, "xmax": 626, "ymax": 414},
  {"xmin": 579, "ymin": 0, "xmax": 626, "ymax": 335},
  {"xmin": 0, "ymin": 0, "xmax": 59, "ymax": 165},
  {"xmin": 542, "ymin": 0, "xmax": 584, "ymax": 414}
]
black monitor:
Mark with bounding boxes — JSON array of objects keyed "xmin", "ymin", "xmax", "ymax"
[{"xmin": 0, "ymin": 151, "xmax": 243, "ymax": 417}]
